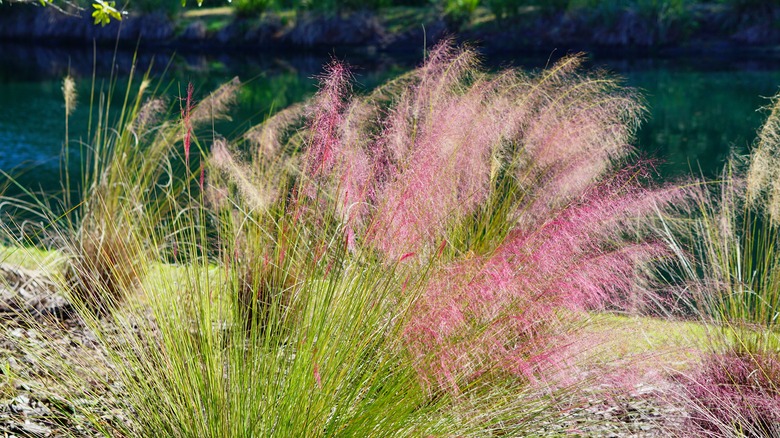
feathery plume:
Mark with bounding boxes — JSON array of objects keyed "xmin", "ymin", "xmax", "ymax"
[
  {"xmin": 746, "ymin": 96, "xmax": 780, "ymax": 224},
  {"xmin": 245, "ymin": 103, "xmax": 307, "ymax": 158},
  {"xmin": 190, "ymin": 76, "xmax": 241, "ymax": 126},
  {"xmin": 209, "ymin": 139, "xmax": 277, "ymax": 211},
  {"xmin": 62, "ymin": 75, "xmax": 77, "ymax": 117},
  {"xmin": 132, "ymin": 98, "xmax": 167, "ymax": 138}
]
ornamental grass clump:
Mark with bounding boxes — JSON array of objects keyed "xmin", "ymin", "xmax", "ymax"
[
  {"xmin": 14, "ymin": 42, "xmax": 696, "ymax": 436},
  {"xmin": 681, "ymin": 94, "xmax": 780, "ymax": 339},
  {"xmin": 668, "ymin": 93, "xmax": 780, "ymax": 436},
  {"xmin": 52, "ymin": 71, "xmax": 239, "ymax": 314},
  {"xmin": 683, "ymin": 349, "xmax": 780, "ymax": 437},
  {"xmin": 218, "ymin": 41, "xmax": 690, "ymax": 398}
]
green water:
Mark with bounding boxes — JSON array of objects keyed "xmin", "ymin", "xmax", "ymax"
[
  {"xmin": 624, "ymin": 60, "xmax": 780, "ymax": 177},
  {"xmin": 1, "ymin": 45, "xmax": 778, "ymax": 196}
]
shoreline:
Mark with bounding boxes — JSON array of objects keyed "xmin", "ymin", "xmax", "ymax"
[{"xmin": 1, "ymin": 4, "xmax": 780, "ymax": 58}]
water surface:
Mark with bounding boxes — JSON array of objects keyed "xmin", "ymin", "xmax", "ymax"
[{"xmin": 1, "ymin": 44, "xmax": 778, "ymax": 197}]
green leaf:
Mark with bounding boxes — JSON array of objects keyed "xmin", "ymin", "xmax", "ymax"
[{"xmin": 91, "ymin": 0, "xmax": 123, "ymax": 26}]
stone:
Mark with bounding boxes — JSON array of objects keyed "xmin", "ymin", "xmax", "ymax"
[{"xmin": 18, "ymin": 419, "xmax": 52, "ymax": 436}]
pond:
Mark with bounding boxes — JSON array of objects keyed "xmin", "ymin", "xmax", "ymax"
[{"xmin": 1, "ymin": 43, "xmax": 779, "ymax": 198}]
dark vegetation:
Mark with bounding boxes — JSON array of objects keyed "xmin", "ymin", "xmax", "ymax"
[{"xmin": 2, "ymin": 0, "xmax": 780, "ymax": 54}]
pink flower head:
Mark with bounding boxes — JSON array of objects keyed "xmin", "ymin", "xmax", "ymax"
[
  {"xmin": 399, "ymin": 252, "xmax": 416, "ymax": 262},
  {"xmin": 306, "ymin": 61, "xmax": 350, "ymax": 176},
  {"xmin": 313, "ymin": 363, "xmax": 322, "ymax": 388}
]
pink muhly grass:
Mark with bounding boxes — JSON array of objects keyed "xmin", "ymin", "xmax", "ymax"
[
  {"xmin": 295, "ymin": 62, "xmax": 380, "ymax": 245},
  {"xmin": 680, "ymin": 350, "xmax": 780, "ymax": 436},
  {"xmin": 236, "ymin": 43, "xmax": 658, "ymax": 262},
  {"xmin": 361, "ymin": 48, "xmax": 645, "ymax": 261},
  {"xmin": 362, "ymin": 69, "xmax": 511, "ymax": 258},
  {"xmin": 305, "ymin": 61, "xmax": 351, "ymax": 177},
  {"xmin": 402, "ymin": 252, "xmax": 573, "ymax": 393},
  {"xmin": 401, "ymin": 172, "xmax": 689, "ymax": 393},
  {"xmin": 377, "ymin": 44, "xmax": 691, "ymax": 394},
  {"xmin": 230, "ymin": 41, "xmax": 693, "ymax": 396}
]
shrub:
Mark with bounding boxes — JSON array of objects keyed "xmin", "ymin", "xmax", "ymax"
[
  {"xmin": 133, "ymin": 0, "xmax": 182, "ymax": 16},
  {"xmin": 492, "ymin": 0, "xmax": 570, "ymax": 18},
  {"xmin": 286, "ymin": 0, "xmax": 391, "ymax": 13},
  {"xmin": 232, "ymin": 0, "xmax": 274, "ymax": 17},
  {"xmin": 635, "ymin": 0, "xmax": 688, "ymax": 28},
  {"xmin": 568, "ymin": 0, "xmax": 690, "ymax": 29},
  {"xmin": 485, "ymin": 0, "xmax": 521, "ymax": 19},
  {"xmin": 441, "ymin": 0, "xmax": 480, "ymax": 27},
  {"xmin": 720, "ymin": 0, "xmax": 780, "ymax": 14}
]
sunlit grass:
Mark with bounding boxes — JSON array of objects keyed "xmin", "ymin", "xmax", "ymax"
[
  {"xmin": 0, "ymin": 40, "xmax": 744, "ymax": 437},
  {"xmin": 0, "ymin": 244, "xmax": 60, "ymax": 270},
  {"xmin": 182, "ymin": 6, "xmax": 234, "ymax": 18}
]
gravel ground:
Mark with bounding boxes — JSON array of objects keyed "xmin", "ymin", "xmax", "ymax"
[
  {"xmin": 531, "ymin": 382, "xmax": 690, "ymax": 437},
  {"xmin": 0, "ymin": 319, "xmax": 115, "ymax": 437},
  {"xmin": 0, "ymin": 264, "xmax": 124, "ymax": 437}
]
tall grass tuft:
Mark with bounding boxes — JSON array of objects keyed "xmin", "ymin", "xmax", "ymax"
[
  {"xmin": 668, "ymin": 93, "xmax": 780, "ymax": 436},
  {"xmin": 216, "ymin": 41, "xmax": 689, "ymax": 399},
  {"xmin": 686, "ymin": 94, "xmax": 780, "ymax": 345},
  {"xmin": 54, "ymin": 70, "xmax": 240, "ymax": 315},
  {"xmin": 10, "ymin": 42, "xmax": 694, "ymax": 436}
]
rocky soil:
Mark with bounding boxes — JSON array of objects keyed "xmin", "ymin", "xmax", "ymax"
[
  {"xmin": 0, "ymin": 264, "xmax": 124, "ymax": 437},
  {"xmin": 531, "ymin": 381, "xmax": 690, "ymax": 436}
]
